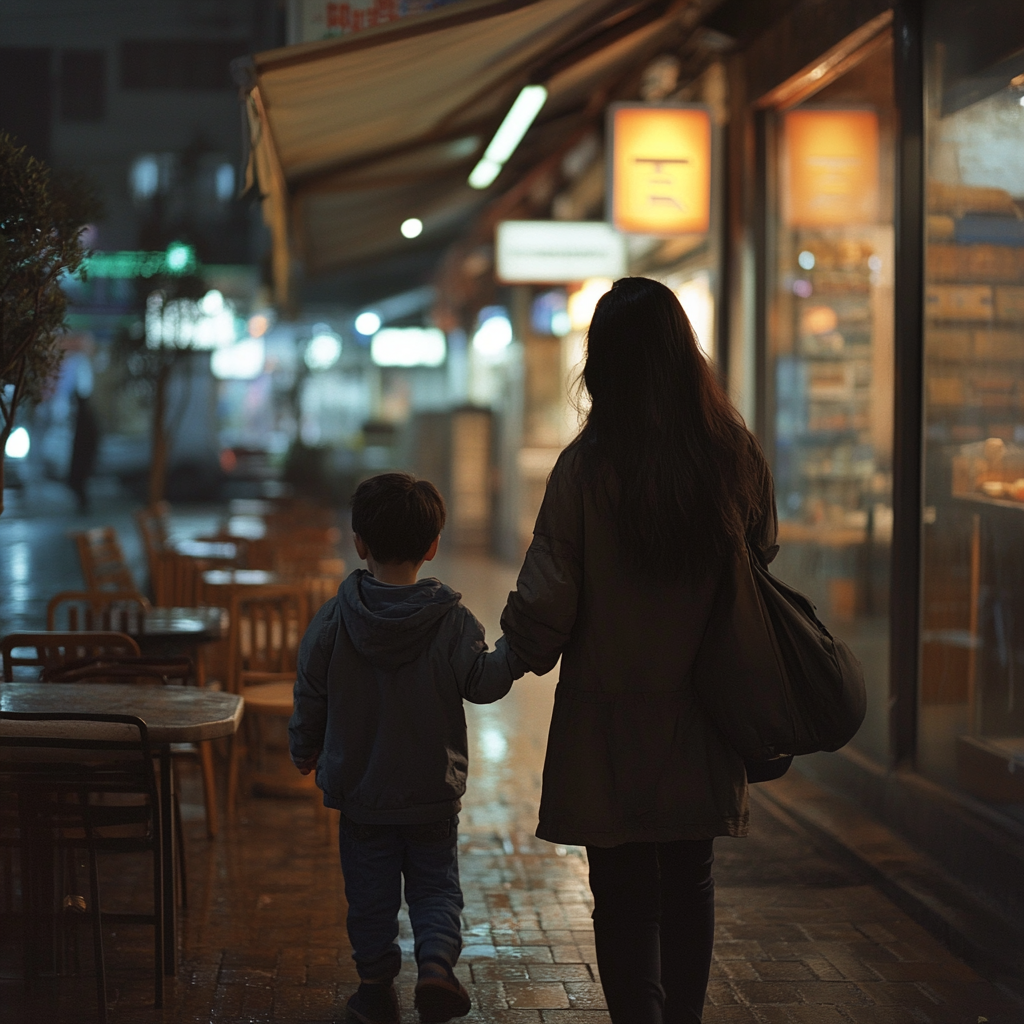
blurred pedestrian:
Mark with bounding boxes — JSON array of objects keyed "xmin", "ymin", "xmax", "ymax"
[
  {"xmin": 67, "ymin": 386, "xmax": 99, "ymax": 513},
  {"xmin": 500, "ymin": 277, "xmax": 779, "ymax": 1024}
]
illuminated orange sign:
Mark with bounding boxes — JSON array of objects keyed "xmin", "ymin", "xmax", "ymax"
[
  {"xmin": 784, "ymin": 109, "xmax": 879, "ymax": 227},
  {"xmin": 609, "ymin": 105, "xmax": 712, "ymax": 235}
]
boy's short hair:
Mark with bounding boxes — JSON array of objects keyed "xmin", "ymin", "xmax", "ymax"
[{"xmin": 351, "ymin": 472, "xmax": 446, "ymax": 564}]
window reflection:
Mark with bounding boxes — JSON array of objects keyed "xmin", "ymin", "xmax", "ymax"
[
  {"xmin": 920, "ymin": 31, "xmax": 1024, "ymax": 815},
  {"xmin": 768, "ymin": 38, "xmax": 895, "ymax": 763}
]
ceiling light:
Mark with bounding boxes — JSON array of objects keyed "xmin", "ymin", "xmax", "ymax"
[
  {"xmin": 468, "ymin": 158, "xmax": 502, "ymax": 190},
  {"xmin": 469, "ymin": 84, "xmax": 547, "ymax": 189},
  {"xmin": 401, "ymin": 217, "xmax": 423, "ymax": 239},
  {"xmin": 355, "ymin": 311, "xmax": 382, "ymax": 336}
]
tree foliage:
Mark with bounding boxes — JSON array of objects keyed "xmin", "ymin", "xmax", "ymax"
[{"xmin": 0, "ymin": 133, "xmax": 99, "ymax": 511}]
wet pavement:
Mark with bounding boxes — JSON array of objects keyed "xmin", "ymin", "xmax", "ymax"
[{"xmin": 1, "ymin": 489, "xmax": 1022, "ymax": 1023}]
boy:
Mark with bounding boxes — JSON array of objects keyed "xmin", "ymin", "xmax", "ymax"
[{"xmin": 289, "ymin": 473, "xmax": 527, "ymax": 1024}]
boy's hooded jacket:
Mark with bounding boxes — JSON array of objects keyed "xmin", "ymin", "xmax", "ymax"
[{"xmin": 289, "ymin": 569, "xmax": 524, "ymax": 824}]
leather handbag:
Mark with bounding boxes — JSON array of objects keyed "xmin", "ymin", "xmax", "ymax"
[{"xmin": 693, "ymin": 543, "xmax": 867, "ymax": 773}]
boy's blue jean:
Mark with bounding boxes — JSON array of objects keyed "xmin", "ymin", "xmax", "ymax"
[{"xmin": 338, "ymin": 814, "xmax": 463, "ymax": 981}]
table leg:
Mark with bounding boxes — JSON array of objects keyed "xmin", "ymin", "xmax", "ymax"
[{"xmin": 159, "ymin": 746, "xmax": 176, "ymax": 975}]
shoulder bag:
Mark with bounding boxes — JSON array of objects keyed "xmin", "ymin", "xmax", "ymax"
[{"xmin": 693, "ymin": 543, "xmax": 867, "ymax": 778}]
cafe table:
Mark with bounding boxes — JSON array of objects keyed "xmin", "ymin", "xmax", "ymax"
[
  {"xmin": 132, "ymin": 605, "xmax": 229, "ymax": 667},
  {"xmin": 0, "ymin": 681, "xmax": 243, "ymax": 975}
]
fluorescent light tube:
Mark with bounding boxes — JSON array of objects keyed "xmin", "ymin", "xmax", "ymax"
[
  {"xmin": 468, "ymin": 84, "xmax": 547, "ymax": 190},
  {"xmin": 468, "ymin": 158, "xmax": 502, "ymax": 189},
  {"xmin": 485, "ymin": 84, "xmax": 547, "ymax": 163}
]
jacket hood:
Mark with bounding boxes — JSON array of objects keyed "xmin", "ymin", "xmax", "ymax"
[{"xmin": 339, "ymin": 569, "xmax": 460, "ymax": 668}]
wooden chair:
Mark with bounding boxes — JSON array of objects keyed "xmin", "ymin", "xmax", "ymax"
[
  {"xmin": 36, "ymin": 638, "xmax": 220, "ymax": 841},
  {"xmin": 47, "ymin": 591, "xmax": 152, "ymax": 633},
  {"xmin": 72, "ymin": 528, "xmax": 139, "ymax": 594},
  {"xmin": 134, "ymin": 503, "xmax": 173, "ymax": 605},
  {"xmin": 39, "ymin": 657, "xmax": 208, "ymax": 879},
  {"xmin": 0, "ymin": 712, "xmax": 165, "ymax": 1019},
  {"xmin": 224, "ymin": 585, "xmax": 310, "ymax": 817},
  {"xmin": 1, "ymin": 632, "xmax": 140, "ymax": 682}
]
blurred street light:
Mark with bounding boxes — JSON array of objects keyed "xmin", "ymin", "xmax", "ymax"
[
  {"xmin": 5, "ymin": 427, "xmax": 30, "ymax": 459},
  {"xmin": 401, "ymin": 217, "xmax": 423, "ymax": 238},
  {"xmin": 355, "ymin": 311, "xmax": 382, "ymax": 336}
]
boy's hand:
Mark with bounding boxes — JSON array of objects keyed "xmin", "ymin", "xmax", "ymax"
[{"xmin": 292, "ymin": 752, "xmax": 319, "ymax": 775}]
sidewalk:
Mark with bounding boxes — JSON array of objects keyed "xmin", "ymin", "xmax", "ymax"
[{"xmin": 1, "ymin": 512, "xmax": 1021, "ymax": 1022}]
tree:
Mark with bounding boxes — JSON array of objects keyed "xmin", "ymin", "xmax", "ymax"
[
  {"xmin": 0, "ymin": 134, "xmax": 98, "ymax": 515},
  {"xmin": 113, "ymin": 270, "xmax": 220, "ymax": 504}
]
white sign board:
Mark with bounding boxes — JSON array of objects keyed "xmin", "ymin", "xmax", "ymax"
[{"xmin": 496, "ymin": 221, "xmax": 627, "ymax": 284}]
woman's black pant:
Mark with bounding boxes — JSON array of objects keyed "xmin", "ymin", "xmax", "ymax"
[{"xmin": 586, "ymin": 839, "xmax": 715, "ymax": 1024}]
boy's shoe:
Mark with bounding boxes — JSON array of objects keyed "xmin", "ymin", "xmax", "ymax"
[
  {"xmin": 347, "ymin": 980, "xmax": 400, "ymax": 1024},
  {"xmin": 414, "ymin": 961, "xmax": 471, "ymax": 1023}
]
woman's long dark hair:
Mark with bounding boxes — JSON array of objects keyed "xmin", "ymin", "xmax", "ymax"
[{"xmin": 574, "ymin": 276, "xmax": 765, "ymax": 580}]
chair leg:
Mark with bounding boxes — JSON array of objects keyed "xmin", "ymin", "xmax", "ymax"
[
  {"xmin": 173, "ymin": 792, "xmax": 188, "ymax": 910},
  {"xmin": 152, "ymin": 834, "xmax": 164, "ymax": 1008},
  {"xmin": 199, "ymin": 740, "xmax": 218, "ymax": 839},
  {"xmin": 84, "ymin": 823, "xmax": 107, "ymax": 1024},
  {"xmin": 226, "ymin": 734, "xmax": 241, "ymax": 823}
]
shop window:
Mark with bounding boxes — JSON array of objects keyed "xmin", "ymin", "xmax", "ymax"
[
  {"xmin": 920, "ymin": 8, "xmax": 1024, "ymax": 818},
  {"xmin": 60, "ymin": 49, "xmax": 106, "ymax": 121},
  {"xmin": 765, "ymin": 37, "xmax": 895, "ymax": 763}
]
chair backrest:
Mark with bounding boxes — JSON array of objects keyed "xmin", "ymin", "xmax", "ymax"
[
  {"xmin": 1, "ymin": 632, "xmax": 141, "ymax": 682},
  {"xmin": 47, "ymin": 590, "xmax": 152, "ymax": 632},
  {"xmin": 134, "ymin": 502, "xmax": 172, "ymax": 595},
  {"xmin": 304, "ymin": 573, "xmax": 344, "ymax": 616},
  {"xmin": 73, "ymin": 527, "xmax": 138, "ymax": 593},
  {"xmin": 40, "ymin": 655, "xmax": 194, "ymax": 687},
  {"xmin": 0, "ymin": 713, "xmax": 156, "ymax": 811},
  {"xmin": 226, "ymin": 585, "xmax": 309, "ymax": 693}
]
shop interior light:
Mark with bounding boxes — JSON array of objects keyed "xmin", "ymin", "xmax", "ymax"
[
  {"xmin": 472, "ymin": 314, "xmax": 513, "ymax": 356},
  {"xmin": 468, "ymin": 84, "xmax": 547, "ymax": 190},
  {"xmin": 145, "ymin": 289, "xmax": 237, "ymax": 349},
  {"xmin": 247, "ymin": 313, "xmax": 270, "ymax": 337},
  {"xmin": 5, "ymin": 426, "xmax": 30, "ymax": 459},
  {"xmin": 401, "ymin": 218, "xmax": 423, "ymax": 239},
  {"xmin": 165, "ymin": 241, "xmax": 194, "ymax": 273},
  {"xmin": 211, "ymin": 337, "xmax": 265, "ymax": 380},
  {"xmin": 371, "ymin": 327, "xmax": 446, "ymax": 367},
  {"xmin": 567, "ymin": 278, "xmax": 613, "ymax": 331},
  {"xmin": 355, "ymin": 311, "xmax": 383, "ymax": 336},
  {"xmin": 305, "ymin": 327, "xmax": 343, "ymax": 371}
]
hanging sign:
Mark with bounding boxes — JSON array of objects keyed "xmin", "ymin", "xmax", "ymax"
[
  {"xmin": 608, "ymin": 104, "xmax": 712, "ymax": 235},
  {"xmin": 496, "ymin": 221, "xmax": 627, "ymax": 283},
  {"xmin": 783, "ymin": 109, "xmax": 879, "ymax": 227}
]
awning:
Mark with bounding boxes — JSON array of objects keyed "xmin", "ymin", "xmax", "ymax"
[{"xmin": 239, "ymin": 0, "xmax": 699, "ymax": 304}]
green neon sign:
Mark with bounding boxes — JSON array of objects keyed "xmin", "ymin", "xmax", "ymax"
[{"xmin": 81, "ymin": 242, "xmax": 197, "ymax": 279}]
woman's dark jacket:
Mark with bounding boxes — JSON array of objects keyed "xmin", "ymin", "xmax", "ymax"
[{"xmin": 500, "ymin": 439, "xmax": 778, "ymax": 847}]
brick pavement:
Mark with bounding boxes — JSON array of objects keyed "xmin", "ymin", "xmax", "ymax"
[{"xmin": 1, "ymin": 524, "xmax": 1021, "ymax": 1023}]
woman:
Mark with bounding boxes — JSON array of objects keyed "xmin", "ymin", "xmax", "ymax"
[{"xmin": 500, "ymin": 277, "xmax": 778, "ymax": 1024}]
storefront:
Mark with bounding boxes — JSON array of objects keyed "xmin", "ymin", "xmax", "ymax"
[
  {"xmin": 719, "ymin": 0, "xmax": 1024, "ymax": 917},
  {"xmin": 237, "ymin": 0, "xmax": 1024, "ymax": 912}
]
